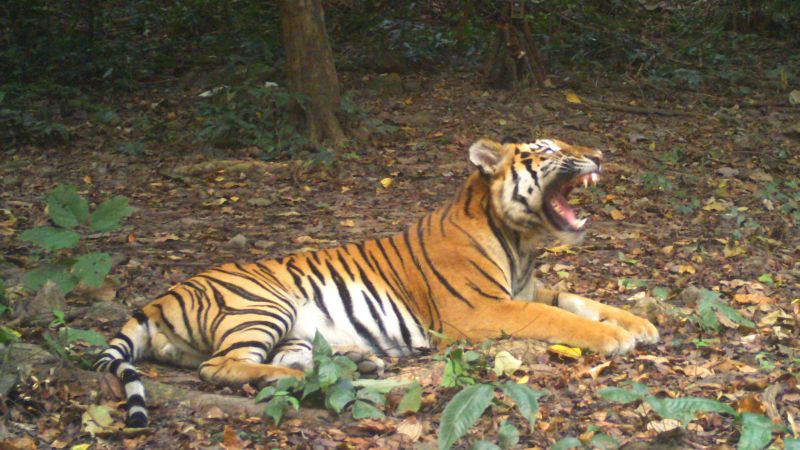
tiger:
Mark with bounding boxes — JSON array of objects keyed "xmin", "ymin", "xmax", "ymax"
[{"xmin": 94, "ymin": 136, "xmax": 659, "ymax": 427}]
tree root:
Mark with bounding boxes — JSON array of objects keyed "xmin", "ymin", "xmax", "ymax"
[{"xmin": 54, "ymin": 368, "xmax": 334, "ymax": 426}]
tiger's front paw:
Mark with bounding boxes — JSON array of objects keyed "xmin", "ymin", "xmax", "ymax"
[
  {"xmin": 611, "ymin": 312, "xmax": 659, "ymax": 345},
  {"xmin": 582, "ymin": 323, "xmax": 636, "ymax": 355}
]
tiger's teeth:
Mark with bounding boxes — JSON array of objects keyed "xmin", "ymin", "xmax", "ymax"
[
  {"xmin": 583, "ymin": 178, "xmax": 588, "ymax": 189},
  {"xmin": 591, "ymin": 173, "xmax": 599, "ymax": 184},
  {"xmin": 576, "ymin": 218, "xmax": 587, "ymax": 228}
]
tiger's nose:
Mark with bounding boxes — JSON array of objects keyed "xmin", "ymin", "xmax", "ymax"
[{"xmin": 587, "ymin": 150, "xmax": 603, "ymax": 166}]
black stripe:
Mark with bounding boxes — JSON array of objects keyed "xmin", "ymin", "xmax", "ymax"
[
  {"xmin": 463, "ymin": 184, "xmax": 474, "ymax": 218},
  {"xmin": 467, "ymin": 280, "xmax": 505, "ymax": 301},
  {"xmin": 325, "ymin": 260, "xmax": 383, "ymax": 352},
  {"xmin": 121, "ymin": 368, "xmax": 140, "ymax": 384},
  {"xmin": 110, "ymin": 344, "xmax": 130, "ymax": 360},
  {"xmin": 400, "ymin": 229, "xmax": 441, "ymax": 331},
  {"xmin": 367, "ymin": 249, "xmax": 416, "ymax": 318},
  {"xmin": 113, "ymin": 332, "xmax": 135, "ymax": 353},
  {"xmin": 468, "ymin": 260, "xmax": 511, "ymax": 297},
  {"xmin": 126, "ymin": 412, "xmax": 148, "ymax": 428},
  {"xmin": 449, "ymin": 218, "xmax": 509, "ymax": 283},
  {"xmin": 126, "ymin": 394, "xmax": 146, "ymax": 409},
  {"xmin": 132, "ymin": 310, "xmax": 148, "ymax": 324},
  {"xmin": 220, "ymin": 318, "xmax": 285, "ymax": 342},
  {"xmin": 336, "ymin": 250, "xmax": 355, "ymax": 280},
  {"xmin": 438, "ymin": 203, "xmax": 451, "ymax": 237},
  {"xmin": 196, "ymin": 275, "xmax": 270, "ymax": 303},
  {"xmin": 387, "ymin": 235, "xmax": 407, "ymax": 270},
  {"xmin": 185, "ymin": 282, "xmax": 213, "ymax": 350},
  {"xmin": 164, "ymin": 291, "xmax": 196, "ymax": 345},
  {"xmin": 109, "ymin": 359, "xmax": 122, "ymax": 374},
  {"xmin": 486, "ymin": 204, "xmax": 516, "ymax": 277},
  {"xmin": 152, "ymin": 304, "xmax": 177, "ymax": 335},
  {"xmin": 415, "ymin": 220, "xmax": 474, "ymax": 308},
  {"xmin": 213, "ymin": 340, "xmax": 270, "ymax": 358},
  {"xmin": 353, "ymin": 261, "xmax": 387, "ymax": 316},
  {"xmin": 285, "ymin": 261, "xmax": 309, "ymax": 299},
  {"xmin": 552, "ymin": 292, "xmax": 560, "ymax": 307},
  {"xmin": 308, "ymin": 277, "xmax": 332, "ymax": 321},
  {"xmin": 355, "ymin": 242, "xmax": 376, "ymax": 271},
  {"xmin": 360, "ymin": 289, "xmax": 389, "ymax": 337},
  {"xmin": 385, "ymin": 292, "xmax": 414, "ymax": 351}
]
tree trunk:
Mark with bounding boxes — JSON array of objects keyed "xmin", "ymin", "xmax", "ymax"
[{"xmin": 277, "ymin": 0, "xmax": 346, "ymax": 146}]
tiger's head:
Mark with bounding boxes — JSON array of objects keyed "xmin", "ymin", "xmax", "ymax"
[{"xmin": 469, "ymin": 137, "xmax": 603, "ymax": 243}]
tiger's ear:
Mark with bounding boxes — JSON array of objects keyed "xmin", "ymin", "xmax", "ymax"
[{"xmin": 469, "ymin": 139, "xmax": 504, "ymax": 176}]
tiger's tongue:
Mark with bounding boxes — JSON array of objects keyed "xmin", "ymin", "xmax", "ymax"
[{"xmin": 550, "ymin": 192, "xmax": 579, "ymax": 228}]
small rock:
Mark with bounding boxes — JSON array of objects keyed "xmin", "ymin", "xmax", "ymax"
[
  {"xmin": 17, "ymin": 280, "xmax": 66, "ymax": 321},
  {"xmin": 247, "ymin": 197, "xmax": 273, "ymax": 207},
  {"xmin": 677, "ymin": 286, "xmax": 705, "ymax": 306},
  {"xmin": 1, "ymin": 175, "xmax": 19, "ymax": 185},
  {"xmin": 254, "ymin": 240, "xmax": 275, "ymax": 250},
  {"xmin": 179, "ymin": 217, "xmax": 204, "ymax": 226},
  {"xmin": 716, "ymin": 166, "xmax": 739, "ymax": 178},
  {"xmin": 225, "ymin": 233, "xmax": 248, "ymax": 249},
  {"xmin": 402, "ymin": 78, "xmax": 423, "ymax": 92},
  {"xmin": 403, "ymin": 111, "xmax": 437, "ymax": 126},
  {"xmin": 748, "ymin": 169, "xmax": 773, "ymax": 182},
  {"xmin": 85, "ymin": 302, "xmax": 130, "ymax": 324},
  {"xmin": 73, "ymin": 279, "xmax": 118, "ymax": 302},
  {"xmin": 531, "ymin": 102, "xmax": 549, "ymax": 116},
  {"xmin": 630, "ymin": 295, "xmax": 668, "ymax": 321},
  {"xmin": 384, "ymin": 73, "xmax": 403, "ymax": 91},
  {"xmin": 1, "ymin": 343, "xmax": 59, "ymax": 376}
]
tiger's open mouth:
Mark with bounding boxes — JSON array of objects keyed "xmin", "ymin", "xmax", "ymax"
[{"xmin": 543, "ymin": 171, "xmax": 599, "ymax": 232}]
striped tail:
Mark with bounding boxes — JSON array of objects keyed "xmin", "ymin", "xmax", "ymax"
[{"xmin": 92, "ymin": 311, "xmax": 152, "ymax": 428}]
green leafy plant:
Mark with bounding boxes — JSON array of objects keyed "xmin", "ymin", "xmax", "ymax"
[
  {"xmin": 195, "ymin": 83, "xmax": 308, "ymax": 158},
  {"xmin": 437, "ymin": 342, "xmax": 486, "ymax": 388},
  {"xmin": 438, "ymin": 380, "xmax": 548, "ymax": 450},
  {"xmin": 598, "ymin": 382, "xmax": 785, "ymax": 449},
  {"xmin": 42, "ymin": 309, "xmax": 108, "ymax": 366},
  {"xmin": 550, "ymin": 425, "xmax": 619, "ymax": 450},
  {"xmin": 19, "ymin": 185, "xmax": 132, "ymax": 295},
  {"xmin": 255, "ymin": 332, "xmax": 418, "ymax": 425},
  {"xmin": 692, "ymin": 289, "xmax": 755, "ymax": 333}
]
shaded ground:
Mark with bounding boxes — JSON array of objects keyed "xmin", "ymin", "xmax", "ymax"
[{"xmin": 1, "ymin": 68, "xmax": 799, "ymax": 448}]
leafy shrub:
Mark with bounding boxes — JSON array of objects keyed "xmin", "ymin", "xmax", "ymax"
[
  {"xmin": 43, "ymin": 308, "xmax": 107, "ymax": 367},
  {"xmin": 255, "ymin": 332, "xmax": 418, "ymax": 425},
  {"xmin": 195, "ymin": 83, "xmax": 308, "ymax": 157},
  {"xmin": 691, "ymin": 289, "xmax": 754, "ymax": 333},
  {"xmin": 0, "ymin": 87, "xmax": 69, "ymax": 145},
  {"xmin": 598, "ymin": 382, "xmax": 786, "ymax": 450},
  {"xmin": 19, "ymin": 184, "xmax": 132, "ymax": 296}
]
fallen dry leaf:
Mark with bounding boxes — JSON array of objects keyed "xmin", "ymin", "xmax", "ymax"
[
  {"xmin": 583, "ymin": 360, "xmax": 612, "ymax": 379},
  {"xmin": 735, "ymin": 395, "xmax": 766, "ymax": 414},
  {"xmin": 548, "ymin": 344, "xmax": 582, "ymax": 360},
  {"xmin": 565, "ymin": 91, "xmax": 582, "ymax": 104},
  {"xmin": 396, "ymin": 418, "xmax": 423, "ymax": 441},
  {"xmin": 647, "ymin": 418, "xmax": 682, "ymax": 433},
  {"xmin": 222, "ymin": 425, "xmax": 245, "ymax": 450},
  {"xmin": 733, "ymin": 293, "xmax": 774, "ymax": 305}
]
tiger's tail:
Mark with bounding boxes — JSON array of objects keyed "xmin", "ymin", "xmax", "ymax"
[{"xmin": 92, "ymin": 310, "xmax": 153, "ymax": 428}]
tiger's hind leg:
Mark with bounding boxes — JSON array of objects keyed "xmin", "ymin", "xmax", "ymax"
[
  {"xmin": 199, "ymin": 330, "xmax": 303, "ymax": 387},
  {"xmin": 270, "ymin": 338, "xmax": 313, "ymax": 371},
  {"xmin": 199, "ymin": 348, "xmax": 303, "ymax": 388}
]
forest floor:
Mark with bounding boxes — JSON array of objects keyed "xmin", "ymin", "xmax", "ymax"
[{"xmin": 1, "ymin": 67, "xmax": 799, "ymax": 449}]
